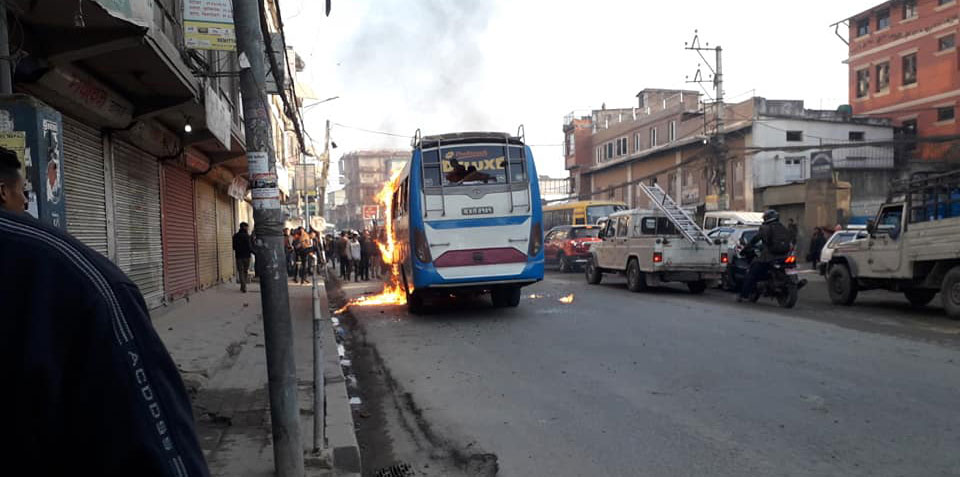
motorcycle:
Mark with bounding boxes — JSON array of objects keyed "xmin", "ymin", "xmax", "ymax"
[{"xmin": 739, "ymin": 245, "xmax": 806, "ymax": 308}]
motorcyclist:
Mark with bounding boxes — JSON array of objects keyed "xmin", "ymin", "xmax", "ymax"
[{"xmin": 737, "ymin": 209, "xmax": 792, "ymax": 302}]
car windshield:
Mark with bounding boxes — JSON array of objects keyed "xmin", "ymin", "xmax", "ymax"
[{"xmin": 570, "ymin": 227, "xmax": 600, "ymax": 239}]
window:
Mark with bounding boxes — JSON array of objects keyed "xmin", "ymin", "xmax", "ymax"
[
  {"xmin": 876, "ymin": 62, "xmax": 889, "ymax": 91},
  {"xmin": 902, "ymin": 119, "xmax": 918, "ymax": 152},
  {"xmin": 422, "ymin": 149, "xmax": 441, "ymax": 187},
  {"xmin": 937, "ymin": 106, "xmax": 955, "ymax": 122},
  {"xmin": 565, "ymin": 133, "xmax": 574, "ymax": 157},
  {"xmin": 857, "ymin": 18, "xmax": 870, "ymax": 37},
  {"xmin": 634, "ymin": 133, "xmax": 641, "ymax": 151},
  {"xmin": 786, "ymin": 131, "xmax": 803, "ymax": 142},
  {"xmin": 849, "ymin": 131, "xmax": 865, "ymax": 141},
  {"xmin": 784, "ymin": 156, "xmax": 805, "ymax": 182},
  {"xmin": 856, "ymin": 68, "xmax": 870, "ymax": 98},
  {"xmin": 940, "ymin": 0, "xmax": 954, "ymax": 5},
  {"xmin": 876, "ymin": 205, "xmax": 903, "ymax": 236},
  {"xmin": 668, "ymin": 120, "xmax": 676, "ymax": 142},
  {"xmin": 616, "ymin": 137, "xmax": 628, "ymax": 156},
  {"xmin": 616, "ymin": 216, "xmax": 630, "ymax": 237},
  {"xmin": 903, "ymin": 0, "xmax": 917, "ymax": 19},
  {"xmin": 507, "ymin": 146, "xmax": 527, "ymax": 183},
  {"xmin": 877, "ymin": 9, "xmax": 890, "ymax": 30},
  {"xmin": 586, "ymin": 205, "xmax": 626, "ymax": 225},
  {"xmin": 939, "ymin": 35, "xmax": 956, "ymax": 51},
  {"xmin": 606, "ymin": 142, "xmax": 614, "ymax": 160},
  {"xmin": 649, "ymin": 127, "xmax": 658, "ymax": 147},
  {"xmin": 596, "ymin": 147, "xmax": 602, "ymax": 163},
  {"xmin": 902, "ymin": 53, "xmax": 917, "ymax": 85},
  {"xmin": 435, "ymin": 145, "xmax": 510, "ymax": 186}
]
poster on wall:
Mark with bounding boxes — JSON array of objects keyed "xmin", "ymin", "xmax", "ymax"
[{"xmin": 184, "ymin": 0, "xmax": 236, "ymax": 51}]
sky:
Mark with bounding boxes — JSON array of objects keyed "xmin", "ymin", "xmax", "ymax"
[{"xmin": 279, "ymin": 0, "xmax": 881, "ymax": 189}]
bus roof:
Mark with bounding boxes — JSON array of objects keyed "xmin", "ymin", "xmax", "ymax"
[
  {"xmin": 543, "ymin": 200, "xmax": 627, "ymax": 210},
  {"xmin": 420, "ymin": 132, "xmax": 524, "ymax": 148}
]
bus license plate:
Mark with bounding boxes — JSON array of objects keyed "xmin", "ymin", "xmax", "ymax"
[{"xmin": 462, "ymin": 206, "xmax": 494, "ymax": 216}]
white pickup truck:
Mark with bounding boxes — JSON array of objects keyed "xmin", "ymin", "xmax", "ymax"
[
  {"xmin": 584, "ymin": 208, "xmax": 726, "ymax": 293},
  {"xmin": 827, "ymin": 170, "xmax": 960, "ymax": 319}
]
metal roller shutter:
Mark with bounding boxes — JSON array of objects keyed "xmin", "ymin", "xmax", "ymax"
[
  {"xmin": 161, "ymin": 164, "xmax": 198, "ymax": 300},
  {"xmin": 196, "ymin": 179, "xmax": 219, "ymax": 288},
  {"xmin": 216, "ymin": 190, "xmax": 235, "ymax": 282},
  {"xmin": 62, "ymin": 117, "xmax": 108, "ymax": 256},
  {"xmin": 113, "ymin": 140, "xmax": 164, "ymax": 308}
]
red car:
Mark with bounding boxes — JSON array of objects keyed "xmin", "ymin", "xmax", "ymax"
[{"xmin": 544, "ymin": 225, "xmax": 602, "ymax": 272}]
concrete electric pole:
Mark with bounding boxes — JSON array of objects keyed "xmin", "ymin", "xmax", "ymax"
[
  {"xmin": 686, "ymin": 30, "xmax": 727, "ymax": 210},
  {"xmin": 231, "ymin": 1, "xmax": 305, "ymax": 475}
]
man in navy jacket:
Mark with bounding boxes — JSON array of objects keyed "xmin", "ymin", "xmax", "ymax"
[{"xmin": 0, "ymin": 150, "xmax": 208, "ymax": 475}]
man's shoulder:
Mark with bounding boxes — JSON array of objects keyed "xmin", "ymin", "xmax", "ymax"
[{"xmin": 0, "ymin": 211, "xmax": 134, "ymax": 288}]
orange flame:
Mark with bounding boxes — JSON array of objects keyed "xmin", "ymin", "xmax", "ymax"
[
  {"xmin": 338, "ymin": 169, "xmax": 408, "ymax": 313},
  {"xmin": 558, "ymin": 293, "xmax": 574, "ymax": 304}
]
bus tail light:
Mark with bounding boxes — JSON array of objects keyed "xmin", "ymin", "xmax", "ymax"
[
  {"xmin": 414, "ymin": 228, "xmax": 432, "ymax": 263},
  {"xmin": 653, "ymin": 252, "xmax": 663, "ymax": 263},
  {"xmin": 528, "ymin": 222, "xmax": 543, "ymax": 256}
]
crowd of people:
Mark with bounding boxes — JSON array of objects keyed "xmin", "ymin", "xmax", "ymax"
[{"xmin": 328, "ymin": 229, "xmax": 384, "ymax": 282}]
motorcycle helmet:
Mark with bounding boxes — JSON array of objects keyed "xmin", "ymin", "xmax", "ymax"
[{"xmin": 762, "ymin": 209, "xmax": 779, "ymax": 224}]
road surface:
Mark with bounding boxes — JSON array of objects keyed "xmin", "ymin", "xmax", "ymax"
[{"xmin": 338, "ymin": 269, "xmax": 960, "ymax": 477}]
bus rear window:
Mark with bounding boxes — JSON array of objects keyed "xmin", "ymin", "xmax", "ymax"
[{"xmin": 421, "ymin": 145, "xmax": 527, "ymax": 187}]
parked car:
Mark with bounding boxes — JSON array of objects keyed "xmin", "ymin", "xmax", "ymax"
[
  {"xmin": 708, "ymin": 227, "xmax": 758, "ymax": 291},
  {"xmin": 544, "ymin": 225, "xmax": 602, "ymax": 272},
  {"xmin": 817, "ymin": 228, "xmax": 868, "ymax": 275}
]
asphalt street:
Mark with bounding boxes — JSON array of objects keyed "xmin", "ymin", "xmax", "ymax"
[{"xmin": 342, "ymin": 269, "xmax": 960, "ymax": 477}]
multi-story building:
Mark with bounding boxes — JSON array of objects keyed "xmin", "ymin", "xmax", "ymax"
[
  {"xmin": 2, "ymin": 0, "xmax": 304, "ymax": 308},
  {"xmin": 565, "ymin": 92, "xmax": 897, "ymax": 253},
  {"xmin": 844, "ymin": 0, "xmax": 959, "ymax": 160},
  {"xmin": 337, "ymin": 149, "xmax": 408, "ymax": 230}
]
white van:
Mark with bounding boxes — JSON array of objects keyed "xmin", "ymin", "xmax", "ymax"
[{"xmin": 702, "ymin": 211, "xmax": 764, "ymax": 230}]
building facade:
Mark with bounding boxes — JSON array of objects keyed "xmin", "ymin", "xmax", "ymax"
[
  {"xmin": 846, "ymin": 0, "xmax": 959, "ymax": 160},
  {"xmin": 336, "ymin": 149, "xmax": 408, "ymax": 230},
  {"xmin": 3, "ymin": 0, "xmax": 304, "ymax": 308}
]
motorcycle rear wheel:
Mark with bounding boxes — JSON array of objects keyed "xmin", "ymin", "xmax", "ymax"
[{"xmin": 777, "ymin": 283, "xmax": 799, "ymax": 308}]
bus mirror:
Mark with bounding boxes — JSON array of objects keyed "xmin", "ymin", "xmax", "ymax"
[{"xmin": 866, "ymin": 219, "xmax": 876, "ymax": 235}]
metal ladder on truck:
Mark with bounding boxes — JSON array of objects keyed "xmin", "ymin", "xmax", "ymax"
[{"xmin": 638, "ymin": 182, "xmax": 712, "ymax": 244}]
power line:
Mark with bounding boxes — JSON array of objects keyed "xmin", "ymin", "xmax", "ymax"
[{"xmin": 331, "ymin": 122, "xmax": 411, "ymax": 138}]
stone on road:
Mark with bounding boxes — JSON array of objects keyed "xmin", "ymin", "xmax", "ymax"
[{"xmin": 342, "ymin": 271, "xmax": 960, "ymax": 477}]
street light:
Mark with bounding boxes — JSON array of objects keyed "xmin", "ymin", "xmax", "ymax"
[{"xmin": 303, "ymin": 96, "xmax": 340, "ymax": 110}]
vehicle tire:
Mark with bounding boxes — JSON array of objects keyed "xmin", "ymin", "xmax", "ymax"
[
  {"xmin": 406, "ymin": 290, "xmax": 425, "ymax": 314},
  {"xmin": 904, "ymin": 289, "xmax": 937, "ymax": 307},
  {"xmin": 559, "ymin": 253, "xmax": 572, "ymax": 273},
  {"xmin": 687, "ymin": 280, "xmax": 707, "ymax": 294},
  {"xmin": 626, "ymin": 258, "xmax": 646, "ymax": 292},
  {"xmin": 585, "ymin": 258, "xmax": 603, "ymax": 285},
  {"xmin": 777, "ymin": 283, "xmax": 799, "ymax": 309},
  {"xmin": 828, "ymin": 264, "xmax": 858, "ymax": 306},
  {"xmin": 492, "ymin": 286, "xmax": 522, "ymax": 308},
  {"xmin": 941, "ymin": 266, "xmax": 960, "ymax": 320}
]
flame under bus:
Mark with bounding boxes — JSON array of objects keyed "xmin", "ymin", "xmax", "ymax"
[{"xmin": 389, "ymin": 131, "xmax": 545, "ymax": 312}]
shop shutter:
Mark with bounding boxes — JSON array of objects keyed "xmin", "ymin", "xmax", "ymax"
[
  {"xmin": 112, "ymin": 140, "xmax": 164, "ymax": 308},
  {"xmin": 161, "ymin": 164, "xmax": 198, "ymax": 300},
  {"xmin": 216, "ymin": 190, "xmax": 236, "ymax": 282},
  {"xmin": 62, "ymin": 117, "xmax": 108, "ymax": 256},
  {"xmin": 196, "ymin": 179, "xmax": 219, "ymax": 288}
]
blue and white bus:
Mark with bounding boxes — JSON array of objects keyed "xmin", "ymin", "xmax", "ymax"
[{"xmin": 388, "ymin": 130, "xmax": 544, "ymax": 312}]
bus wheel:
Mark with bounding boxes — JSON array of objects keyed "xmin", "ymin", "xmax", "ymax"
[
  {"xmin": 406, "ymin": 290, "xmax": 425, "ymax": 314},
  {"xmin": 492, "ymin": 286, "xmax": 521, "ymax": 307}
]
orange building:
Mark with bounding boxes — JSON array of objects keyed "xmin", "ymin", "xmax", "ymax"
[{"xmin": 844, "ymin": 0, "xmax": 959, "ymax": 159}]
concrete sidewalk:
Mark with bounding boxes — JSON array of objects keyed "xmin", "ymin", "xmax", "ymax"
[{"xmin": 154, "ymin": 277, "xmax": 359, "ymax": 476}]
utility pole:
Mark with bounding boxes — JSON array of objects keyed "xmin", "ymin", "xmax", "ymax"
[
  {"xmin": 317, "ymin": 119, "xmax": 331, "ymax": 214},
  {"xmin": 0, "ymin": 2, "xmax": 13, "ymax": 94},
  {"xmin": 231, "ymin": 1, "xmax": 304, "ymax": 476},
  {"xmin": 686, "ymin": 30, "xmax": 727, "ymax": 210}
]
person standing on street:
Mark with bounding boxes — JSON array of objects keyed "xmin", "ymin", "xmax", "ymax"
[
  {"xmin": 283, "ymin": 228, "xmax": 295, "ymax": 277},
  {"xmin": 349, "ymin": 233, "xmax": 362, "ymax": 282},
  {"xmin": 358, "ymin": 231, "xmax": 370, "ymax": 281},
  {"xmin": 232, "ymin": 222, "xmax": 254, "ymax": 293},
  {"xmin": 787, "ymin": 218, "xmax": 799, "ymax": 248},
  {"xmin": 363, "ymin": 230, "xmax": 378, "ymax": 280},
  {"xmin": 296, "ymin": 229, "xmax": 313, "ymax": 285},
  {"xmin": 808, "ymin": 227, "xmax": 827, "ymax": 266},
  {"xmin": 339, "ymin": 231, "xmax": 351, "ymax": 280},
  {"xmin": 0, "ymin": 149, "xmax": 210, "ymax": 475}
]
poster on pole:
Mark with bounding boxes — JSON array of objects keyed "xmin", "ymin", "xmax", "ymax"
[{"xmin": 184, "ymin": 0, "xmax": 236, "ymax": 51}]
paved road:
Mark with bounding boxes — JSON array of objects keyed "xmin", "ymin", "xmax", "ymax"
[{"xmin": 342, "ymin": 270, "xmax": 960, "ymax": 477}]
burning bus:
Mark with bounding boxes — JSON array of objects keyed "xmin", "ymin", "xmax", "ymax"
[{"xmin": 375, "ymin": 129, "xmax": 545, "ymax": 313}]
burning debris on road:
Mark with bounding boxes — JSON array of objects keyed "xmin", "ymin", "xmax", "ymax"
[{"xmin": 558, "ymin": 294, "xmax": 574, "ymax": 304}]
